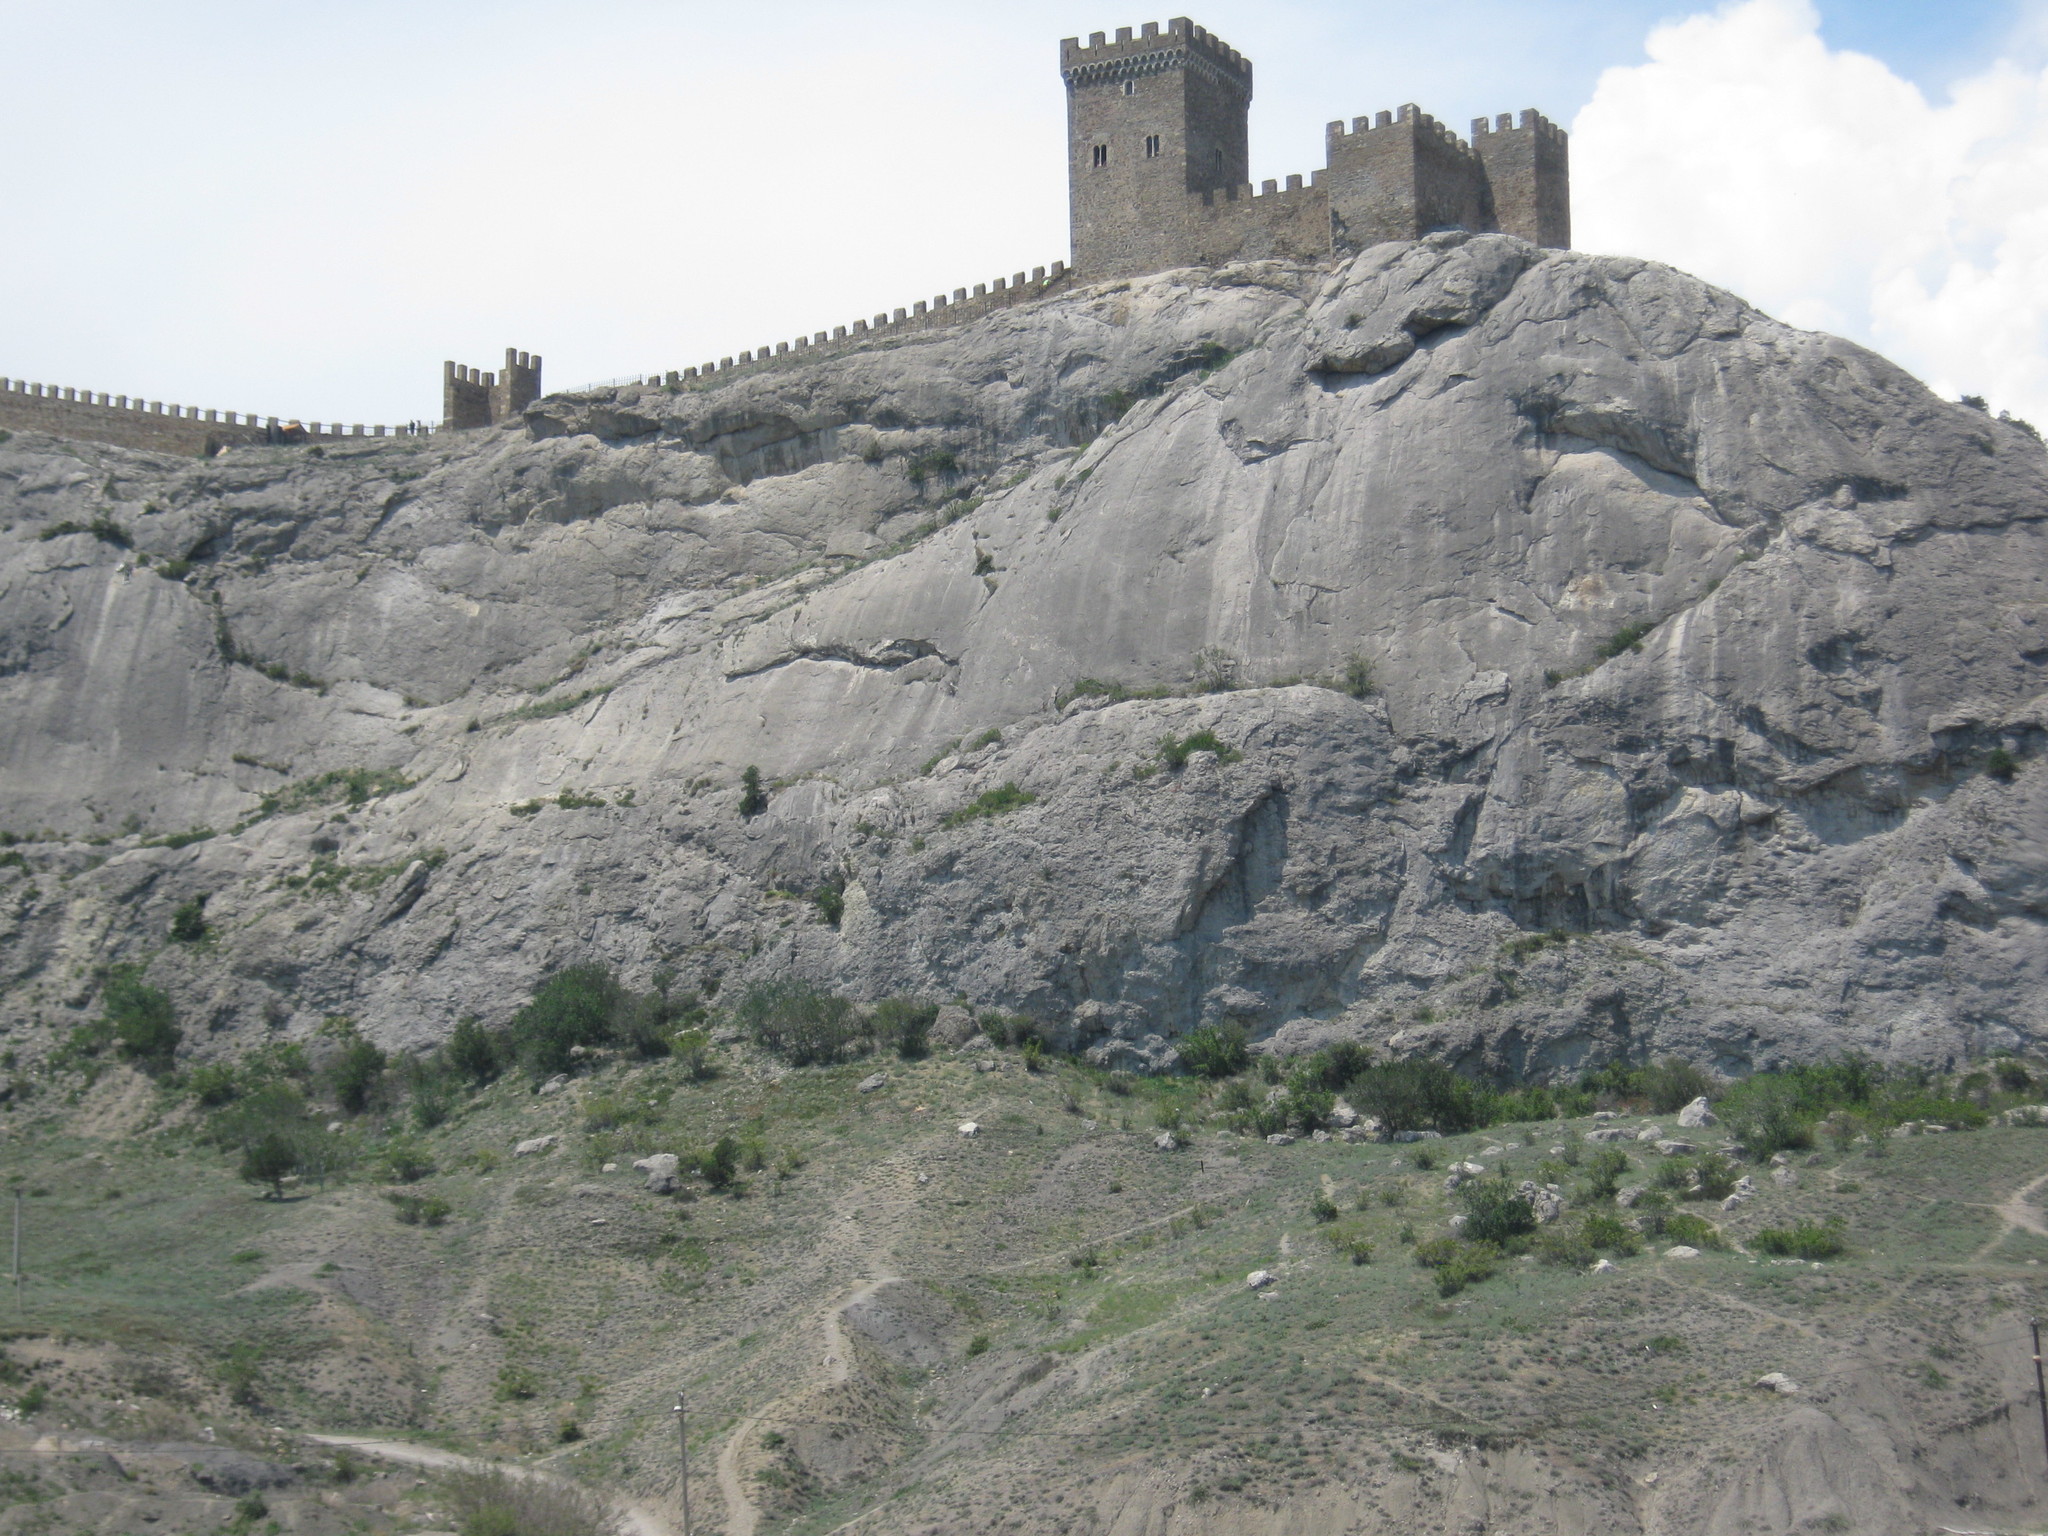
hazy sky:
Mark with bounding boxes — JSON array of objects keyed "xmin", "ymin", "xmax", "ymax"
[{"xmin": 4, "ymin": 0, "xmax": 2047, "ymax": 425}]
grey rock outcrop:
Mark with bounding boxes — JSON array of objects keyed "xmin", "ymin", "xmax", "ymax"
[{"xmin": 1, "ymin": 233, "xmax": 2043, "ymax": 1076}]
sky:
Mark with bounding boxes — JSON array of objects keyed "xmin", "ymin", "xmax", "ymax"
[{"xmin": 2, "ymin": 0, "xmax": 2047, "ymax": 426}]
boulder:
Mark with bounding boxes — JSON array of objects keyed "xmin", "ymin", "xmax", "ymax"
[
  {"xmin": 1586, "ymin": 1127, "xmax": 1635, "ymax": 1144},
  {"xmin": 1589, "ymin": 1258, "xmax": 1619, "ymax": 1275},
  {"xmin": 1328, "ymin": 1101, "xmax": 1360, "ymax": 1129},
  {"xmin": 1154, "ymin": 1132, "xmax": 1179, "ymax": 1151},
  {"xmin": 1771, "ymin": 1165, "xmax": 1797, "ymax": 1186},
  {"xmin": 1591, "ymin": 1112, "xmax": 1617, "ymax": 1122},
  {"xmin": 1245, "ymin": 1269, "xmax": 1276, "ymax": 1290},
  {"xmin": 1266, "ymin": 1132, "xmax": 1297, "ymax": 1146},
  {"xmin": 1442, "ymin": 1160, "xmax": 1487, "ymax": 1191},
  {"xmin": 1447, "ymin": 1213, "xmax": 1470, "ymax": 1233},
  {"xmin": 538, "ymin": 1074, "xmax": 569, "ymax": 1096},
  {"xmin": 1520, "ymin": 1180, "xmax": 1565, "ymax": 1222},
  {"xmin": 1720, "ymin": 1193, "xmax": 1748, "ymax": 1211},
  {"xmin": 856, "ymin": 1071, "xmax": 888, "ymax": 1093},
  {"xmin": 633, "ymin": 1153, "xmax": 682, "ymax": 1193},
  {"xmin": 1392, "ymin": 1130, "xmax": 1442, "ymax": 1143},
  {"xmin": 1358, "ymin": 1116, "xmax": 1386, "ymax": 1140},
  {"xmin": 1635, "ymin": 1126, "xmax": 1663, "ymax": 1141},
  {"xmin": 1663, "ymin": 1245, "xmax": 1702, "ymax": 1259},
  {"xmin": 1655, "ymin": 1140, "xmax": 1698, "ymax": 1156},
  {"xmin": 1676, "ymin": 1097, "xmax": 1718, "ymax": 1128},
  {"xmin": 513, "ymin": 1134, "xmax": 558, "ymax": 1157},
  {"xmin": 957, "ymin": 1121, "xmax": 979, "ymax": 1137},
  {"xmin": 932, "ymin": 1005, "xmax": 979, "ymax": 1048},
  {"xmin": 1310, "ymin": 1129, "xmax": 1331, "ymax": 1143},
  {"xmin": 1616, "ymin": 1187, "xmax": 1644, "ymax": 1208},
  {"xmin": 1754, "ymin": 1372, "xmax": 1800, "ymax": 1395}
]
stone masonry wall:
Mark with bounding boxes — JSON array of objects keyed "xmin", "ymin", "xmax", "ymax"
[{"xmin": 0, "ymin": 379, "xmax": 432, "ymax": 458}]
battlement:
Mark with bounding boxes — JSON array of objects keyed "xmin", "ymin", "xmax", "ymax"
[
  {"xmin": 582, "ymin": 263, "xmax": 1072, "ymax": 395},
  {"xmin": 1470, "ymin": 108, "xmax": 1567, "ymax": 141},
  {"xmin": 1060, "ymin": 17, "xmax": 1252, "ymax": 97},
  {"xmin": 1326, "ymin": 103, "xmax": 1482, "ymax": 162},
  {"xmin": 0, "ymin": 376, "xmax": 434, "ymax": 458}
]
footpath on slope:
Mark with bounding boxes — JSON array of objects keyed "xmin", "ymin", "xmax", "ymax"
[{"xmin": 303, "ymin": 1432, "xmax": 676, "ymax": 1536}]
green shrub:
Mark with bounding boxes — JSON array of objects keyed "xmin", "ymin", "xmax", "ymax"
[
  {"xmin": 1340, "ymin": 653, "xmax": 1375, "ymax": 698},
  {"xmin": 1157, "ymin": 729, "xmax": 1241, "ymax": 770},
  {"xmin": 1534, "ymin": 1227, "xmax": 1596, "ymax": 1267},
  {"xmin": 1020, "ymin": 1037, "xmax": 1046, "ymax": 1072},
  {"xmin": 700, "ymin": 1135, "xmax": 741, "ymax": 1190},
  {"xmin": 446, "ymin": 1016, "xmax": 505, "ymax": 1085},
  {"xmin": 509, "ymin": 964, "xmax": 625, "ymax": 1079},
  {"xmin": 811, "ymin": 877, "xmax": 845, "ymax": 928},
  {"xmin": 384, "ymin": 1192, "xmax": 451, "ymax": 1226},
  {"xmin": 1347, "ymin": 1059, "xmax": 1487, "ymax": 1134},
  {"xmin": 1753, "ymin": 1220, "xmax": 1847, "ymax": 1260},
  {"xmin": 1310, "ymin": 1191, "xmax": 1340, "ymax": 1224},
  {"xmin": 942, "ymin": 782, "xmax": 1037, "ymax": 827},
  {"xmin": 1412, "ymin": 1237, "xmax": 1500, "ymax": 1295},
  {"xmin": 1651, "ymin": 1211, "xmax": 1725, "ymax": 1250},
  {"xmin": 187, "ymin": 1061, "xmax": 240, "ymax": 1107},
  {"xmin": 966, "ymin": 1334, "xmax": 990, "ymax": 1357},
  {"xmin": 328, "ymin": 1035, "xmax": 388, "ymax": 1114},
  {"xmin": 1455, "ymin": 1180, "xmax": 1538, "ymax": 1246},
  {"xmin": 377, "ymin": 1138, "xmax": 436, "ymax": 1183},
  {"xmin": 1987, "ymin": 746, "xmax": 2018, "ymax": 780},
  {"xmin": 1581, "ymin": 1212, "xmax": 1641, "ymax": 1254},
  {"xmin": 1640, "ymin": 1058, "xmax": 1714, "ymax": 1112},
  {"xmin": 1576, "ymin": 1146, "xmax": 1632, "ymax": 1202},
  {"xmin": 1179, "ymin": 1023, "xmax": 1250, "ymax": 1079},
  {"xmin": 1596, "ymin": 619, "xmax": 1656, "ymax": 658},
  {"xmin": 102, "ymin": 966, "xmax": 181, "ymax": 1074},
  {"xmin": 872, "ymin": 998, "xmax": 937, "ymax": 1059},
  {"xmin": 672, "ymin": 1027, "xmax": 716, "ymax": 1081},
  {"xmin": 168, "ymin": 895, "xmax": 208, "ymax": 943},
  {"xmin": 737, "ymin": 979, "xmax": 865, "ymax": 1066}
]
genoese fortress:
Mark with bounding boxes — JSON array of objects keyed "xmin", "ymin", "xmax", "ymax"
[{"xmin": 0, "ymin": 18, "xmax": 1567, "ymax": 458}]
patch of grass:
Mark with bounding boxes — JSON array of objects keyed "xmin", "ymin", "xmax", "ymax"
[
  {"xmin": 1157, "ymin": 730, "xmax": 1242, "ymax": 770},
  {"xmin": 247, "ymin": 766, "xmax": 416, "ymax": 825},
  {"xmin": 498, "ymin": 686, "xmax": 614, "ymax": 725},
  {"xmin": 1596, "ymin": 619, "xmax": 1657, "ymax": 658},
  {"xmin": 943, "ymin": 782, "xmax": 1037, "ymax": 827},
  {"xmin": 1753, "ymin": 1220, "xmax": 1848, "ymax": 1261}
]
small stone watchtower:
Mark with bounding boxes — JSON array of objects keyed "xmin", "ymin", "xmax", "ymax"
[
  {"xmin": 1063, "ymin": 17, "xmax": 1571, "ymax": 281},
  {"xmin": 443, "ymin": 348, "xmax": 542, "ymax": 430},
  {"xmin": 1063, "ymin": 20, "xmax": 1253, "ymax": 282}
]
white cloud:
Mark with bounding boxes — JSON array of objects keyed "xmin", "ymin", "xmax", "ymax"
[{"xmin": 1574, "ymin": 0, "xmax": 2048, "ymax": 427}]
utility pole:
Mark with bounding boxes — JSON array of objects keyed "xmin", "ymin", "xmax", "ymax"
[
  {"xmin": 673, "ymin": 1390, "xmax": 691, "ymax": 1536},
  {"xmin": 2031, "ymin": 1318, "xmax": 2048, "ymax": 1475}
]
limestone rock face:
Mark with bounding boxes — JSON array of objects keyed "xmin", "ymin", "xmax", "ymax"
[{"xmin": 1, "ymin": 233, "xmax": 2044, "ymax": 1075}]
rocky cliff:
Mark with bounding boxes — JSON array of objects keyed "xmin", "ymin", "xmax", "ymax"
[{"xmin": 2, "ymin": 232, "xmax": 2043, "ymax": 1074}]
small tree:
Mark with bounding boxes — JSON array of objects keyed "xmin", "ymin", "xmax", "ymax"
[
  {"xmin": 328, "ymin": 1036, "xmax": 388, "ymax": 1115},
  {"xmin": 701, "ymin": 1135, "xmax": 741, "ymax": 1190},
  {"xmin": 103, "ymin": 966, "xmax": 181, "ymax": 1074},
  {"xmin": 168, "ymin": 895, "xmax": 208, "ymax": 943},
  {"xmin": 739, "ymin": 766, "xmax": 768, "ymax": 818},
  {"xmin": 240, "ymin": 1131, "xmax": 302, "ymax": 1200},
  {"xmin": 446, "ymin": 1016, "xmax": 504, "ymax": 1085}
]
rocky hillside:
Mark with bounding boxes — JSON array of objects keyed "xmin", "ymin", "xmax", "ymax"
[{"xmin": 1, "ymin": 232, "xmax": 2044, "ymax": 1074}]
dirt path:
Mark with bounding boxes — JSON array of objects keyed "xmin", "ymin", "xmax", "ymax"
[
  {"xmin": 1971, "ymin": 1169, "xmax": 2048, "ymax": 1260},
  {"xmin": 303, "ymin": 1433, "xmax": 676, "ymax": 1536}
]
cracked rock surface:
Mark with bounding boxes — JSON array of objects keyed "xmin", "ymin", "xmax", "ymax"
[{"xmin": 1, "ymin": 233, "xmax": 2043, "ymax": 1072}]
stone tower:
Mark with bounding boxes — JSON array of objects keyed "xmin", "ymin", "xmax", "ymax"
[
  {"xmin": 1062, "ymin": 19, "xmax": 1253, "ymax": 281},
  {"xmin": 442, "ymin": 348, "xmax": 542, "ymax": 431}
]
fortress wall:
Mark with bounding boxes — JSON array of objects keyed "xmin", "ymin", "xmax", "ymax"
[
  {"xmin": 1187, "ymin": 176, "xmax": 1330, "ymax": 267},
  {"xmin": 609, "ymin": 262, "xmax": 1074, "ymax": 395},
  {"xmin": 0, "ymin": 379, "xmax": 428, "ymax": 458}
]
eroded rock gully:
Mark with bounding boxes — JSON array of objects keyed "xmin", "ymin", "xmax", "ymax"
[{"xmin": 1, "ymin": 233, "xmax": 2043, "ymax": 1072}]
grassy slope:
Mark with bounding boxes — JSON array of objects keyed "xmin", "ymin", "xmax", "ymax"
[{"xmin": 4, "ymin": 1047, "xmax": 2048, "ymax": 1535}]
